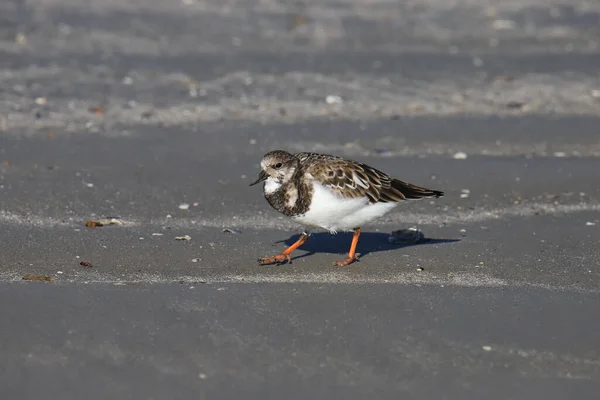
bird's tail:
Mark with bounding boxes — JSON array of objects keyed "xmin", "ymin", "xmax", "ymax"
[{"xmin": 391, "ymin": 179, "xmax": 444, "ymax": 200}]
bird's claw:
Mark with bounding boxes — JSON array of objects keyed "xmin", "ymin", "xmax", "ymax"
[
  {"xmin": 257, "ymin": 253, "xmax": 291, "ymax": 265},
  {"xmin": 333, "ymin": 256, "xmax": 358, "ymax": 266}
]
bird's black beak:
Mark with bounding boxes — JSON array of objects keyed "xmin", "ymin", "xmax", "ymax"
[{"xmin": 249, "ymin": 170, "xmax": 268, "ymax": 186}]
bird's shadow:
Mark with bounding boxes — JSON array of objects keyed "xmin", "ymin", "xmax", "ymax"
[{"xmin": 278, "ymin": 231, "xmax": 460, "ymax": 262}]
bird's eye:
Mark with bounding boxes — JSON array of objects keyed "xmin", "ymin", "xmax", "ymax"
[{"xmin": 274, "ymin": 162, "xmax": 283, "ymax": 169}]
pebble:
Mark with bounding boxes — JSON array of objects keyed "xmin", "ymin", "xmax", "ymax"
[
  {"xmin": 15, "ymin": 33, "xmax": 27, "ymax": 44},
  {"xmin": 325, "ymin": 95, "xmax": 343, "ymax": 105},
  {"xmin": 453, "ymin": 152, "xmax": 468, "ymax": 160},
  {"xmin": 492, "ymin": 19, "xmax": 516, "ymax": 30},
  {"xmin": 179, "ymin": 203, "xmax": 190, "ymax": 210}
]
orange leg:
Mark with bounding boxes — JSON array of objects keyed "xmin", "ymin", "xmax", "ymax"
[
  {"xmin": 258, "ymin": 233, "xmax": 309, "ymax": 265},
  {"xmin": 334, "ymin": 228, "xmax": 361, "ymax": 266}
]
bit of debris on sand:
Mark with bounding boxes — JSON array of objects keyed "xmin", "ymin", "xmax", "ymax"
[
  {"xmin": 175, "ymin": 235, "xmax": 192, "ymax": 241},
  {"xmin": 85, "ymin": 217, "xmax": 125, "ymax": 227},
  {"xmin": 222, "ymin": 228, "xmax": 242, "ymax": 234},
  {"xmin": 22, "ymin": 275, "xmax": 54, "ymax": 282},
  {"xmin": 388, "ymin": 227, "xmax": 425, "ymax": 245},
  {"xmin": 79, "ymin": 261, "xmax": 94, "ymax": 268}
]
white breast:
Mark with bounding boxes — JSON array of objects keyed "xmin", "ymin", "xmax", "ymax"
[{"xmin": 292, "ymin": 182, "xmax": 398, "ymax": 233}]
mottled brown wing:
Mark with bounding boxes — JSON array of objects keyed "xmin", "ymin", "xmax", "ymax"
[
  {"xmin": 295, "ymin": 153, "xmax": 402, "ymax": 203},
  {"xmin": 296, "ymin": 152, "xmax": 444, "ymax": 203}
]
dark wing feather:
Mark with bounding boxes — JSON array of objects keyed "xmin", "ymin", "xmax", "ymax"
[{"xmin": 295, "ymin": 152, "xmax": 443, "ymax": 203}]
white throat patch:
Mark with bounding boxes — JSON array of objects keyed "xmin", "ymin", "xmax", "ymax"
[{"xmin": 263, "ymin": 177, "xmax": 281, "ymax": 195}]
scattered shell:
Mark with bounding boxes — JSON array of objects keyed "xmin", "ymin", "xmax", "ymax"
[
  {"xmin": 416, "ymin": 267, "xmax": 424, "ymax": 272},
  {"xmin": 191, "ymin": 258, "xmax": 201, "ymax": 263},
  {"xmin": 178, "ymin": 203, "xmax": 190, "ymax": 210},
  {"xmin": 175, "ymin": 235, "xmax": 192, "ymax": 241},
  {"xmin": 152, "ymin": 233, "xmax": 164, "ymax": 236},
  {"xmin": 586, "ymin": 221, "xmax": 596, "ymax": 226},
  {"xmin": 388, "ymin": 227, "xmax": 425, "ymax": 245},
  {"xmin": 482, "ymin": 345, "xmax": 493, "ymax": 351},
  {"xmin": 453, "ymin": 152, "xmax": 468, "ymax": 160}
]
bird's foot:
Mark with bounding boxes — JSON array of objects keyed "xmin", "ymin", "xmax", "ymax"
[
  {"xmin": 257, "ymin": 253, "xmax": 291, "ymax": 265},
  {"xmin": 333, "ymin": 256, "xmax": 358, "ymax": 266}
]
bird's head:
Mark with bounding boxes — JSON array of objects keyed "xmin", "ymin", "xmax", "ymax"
[{"xmin": 249, "ymin": 150, "xmax": 298, "ymax": 189}]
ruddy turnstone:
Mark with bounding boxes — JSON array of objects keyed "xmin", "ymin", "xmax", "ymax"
[{"xmin": 250, "ymin": 150, "xmax": 443, "ymax": 266}]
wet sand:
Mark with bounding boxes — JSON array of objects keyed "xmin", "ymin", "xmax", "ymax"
[{"xmin": 1, "ymin": 0, "xmax": 600, "ymax": 398}]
